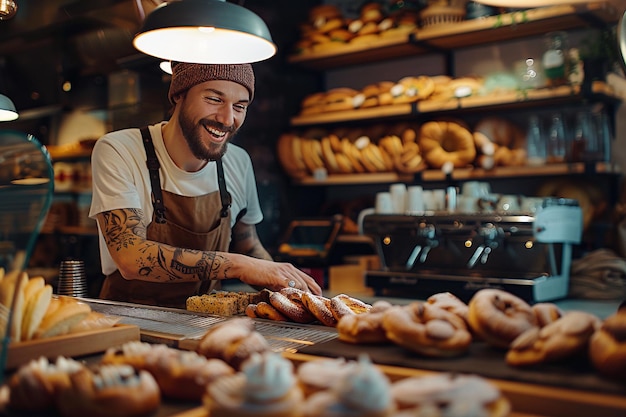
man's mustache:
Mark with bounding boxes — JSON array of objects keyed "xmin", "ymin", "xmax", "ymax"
[{"xmin": 200, "ymin": 120, "xmax": 235, "ymax": 134}]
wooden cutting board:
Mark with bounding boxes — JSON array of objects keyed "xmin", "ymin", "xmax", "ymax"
[{"xmin": 5, "ymin": 324, "xmax": 140, "ymax": 370}]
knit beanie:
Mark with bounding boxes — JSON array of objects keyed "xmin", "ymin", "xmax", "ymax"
[{"xmin": 168, "ymin": 62, "xmax": 255, "ymax": 104}]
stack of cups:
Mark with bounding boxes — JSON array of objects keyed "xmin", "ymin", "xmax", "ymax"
[{"xmin": 57, "ymin": 259, "xmax": 88, "ymax": 297}]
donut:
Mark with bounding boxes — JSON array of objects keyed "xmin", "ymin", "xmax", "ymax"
[
  {"xmin": 382, "ymin": 302, "xmax": 472, "ymax": 357},
  {"xmin": 269, "ymin": 288, "xmax": 316, "ymax": 324},
  {"xmin": 7, "ymin": 356, "xmax": 86, "ymax": 413},
  {"xmin": 56, "ymin": 364, "xmax": 160, "ymax": 417},
  {"xmin": 589, "ymin": 305, "xmax": 626, "ymax": 380},
  {"xmin": 336, "ymin": 300, "xmax": 393, "ymax": 344},
  {"xmin": 468, "ymin": 289, "xmax": 537, "ymax": 349},
  {"xmin": 391, "ymin": 373, "xmax": 510, "ymax": 416},
  {"xmin": 506, "ymin": 311, "xmax": 602, "ymax": 367},
  {"xmin": 330, "ymin": 294, "xmax": 372, "ymax": 321},
  {"xmin": 195, "ymin": 317, "xmax": 271, "ymax": 370},
  {"xmin": 301, "ymin": 292, "xmax": 337, "ymax": 327},
  {"xmin": 532, "ymin": 302, "xmax": 563, "ymax": 328},
  {"xmin": 419, "ymin": 120, "xmax": 476, "ymax": 169}
]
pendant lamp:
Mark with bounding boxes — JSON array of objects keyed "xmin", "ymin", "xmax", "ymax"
[
  {"xmin": 133, "ymin": 0, "xmax": 277, "ymax": 64},
  {"xmin": 0, "ymin": 94, "xmax": 18, "ymax": 122}
]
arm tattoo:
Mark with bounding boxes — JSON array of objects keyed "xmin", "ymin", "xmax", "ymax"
[{"xmin": 100, "ymin": 208, "xmax": 146, "ymax": 250}]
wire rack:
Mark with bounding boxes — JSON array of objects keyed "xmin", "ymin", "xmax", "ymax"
[{"xmin": 86, "ymin": 299, "xmax": 338, "ymax": 353}]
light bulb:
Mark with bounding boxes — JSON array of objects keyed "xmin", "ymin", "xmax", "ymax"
[{"xmin": 0, "ymin": 0, "xmax": 17, "ymax": 20}]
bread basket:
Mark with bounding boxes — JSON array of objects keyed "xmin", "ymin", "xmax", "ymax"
[{"xmin": 420, "ymin": 1, "xmax": 467, "ymax": 28}]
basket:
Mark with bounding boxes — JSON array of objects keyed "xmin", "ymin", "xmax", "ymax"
[{"xmin": 420, "ymin": 5, "xmax": 466, "ymax": 27}]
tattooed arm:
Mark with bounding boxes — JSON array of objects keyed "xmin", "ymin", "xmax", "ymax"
[{"xmin": 96, "ymin": 208, "xmax": 322, "ymax": 294}]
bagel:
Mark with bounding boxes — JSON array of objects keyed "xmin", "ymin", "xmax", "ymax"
[
  {"xmin": 468, "ymin": 289, "xmax": 537, "ymax": 349},
  {"xmin": 419, "ymin": 120, "xmax": 476, "ymax": 168}
]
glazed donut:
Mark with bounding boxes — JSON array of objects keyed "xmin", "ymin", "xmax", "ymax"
[
  {"xmin": 391, "ymin": 373, "xmax": 510, "ymax": 416},
  {"xmin": 532, "ymin": 302, "xmax": 563, "ymax": 328},
  {"xmin": 419, "ymin": 120, "xmax": 476, "ymax": 169},
  {"xmin": 7, "ymin": 356, "xmax": 85, "ymax": 413},
  {"xmin": 468, "ymin": 289, "xmax": 537, "ymax": 349},
  {"xmin": 506, "ymin": 311, "xmax": 601, "ymax": 367},
  {"xmin": 195, "ymin": 317, "xmax": 271, "ymax": 370},
  {"xmin": 589, "ymin": 305, "xmax": 626, "ymax": 380},
  {"xmin": 301, "ymin": 292, "xmax": 337, "ymax": 327},
  {"xmin": 336, "ymin": 300, "xmax": 393, "ymax": 344},
  {"xmin": 56, "ymin": 364, "xmax": 160, "ymax": 417},
  {"xmin": 269, "ymin": 288, "xmax": 316, "ymax": 324},
  {"xmin": 426, "ymin": 292, "xmax": 469, "ymax": 327},
  {"xmin": 330, "ymin": 294, "xmax": 372, "ymax": 321},
  {"xmin": 382, "ymin": 302, "xmax": 472, "ymax": 357}
]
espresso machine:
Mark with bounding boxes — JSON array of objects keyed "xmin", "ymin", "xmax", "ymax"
[{"xmin": 361, "ymin": 198, "xmax": 583, "ymax": 303}]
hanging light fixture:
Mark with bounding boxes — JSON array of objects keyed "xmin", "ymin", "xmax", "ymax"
[
  {"xmin": 133, "ymin": 0, "xmax": 277, "ymax": 64},
  {"xmin": 0, "ymin": 94, "xmax": 18, "ymax": 122}
]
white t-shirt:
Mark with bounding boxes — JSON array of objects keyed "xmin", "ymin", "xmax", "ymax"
[{"xmin": 89, "ymin": 122, "xmax": 264, "ymax": 276}]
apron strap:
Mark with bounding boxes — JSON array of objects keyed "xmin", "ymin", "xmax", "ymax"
[
  {"xmin": 140, "ymin": 126, "xmax": 167, "ymax": 224},
  {"xmin": 216, "ymin": 159, "xmax": 232, "ymax": 218}
]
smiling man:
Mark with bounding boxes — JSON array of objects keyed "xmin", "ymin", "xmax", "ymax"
[{"xmin": 89, "ymin": 62, "xmax": 321, "ymax": 308}]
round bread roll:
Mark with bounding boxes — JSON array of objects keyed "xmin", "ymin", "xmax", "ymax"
[{"xmin": 419, "ymin": 120, "xmax": 476, "ymax": 169}]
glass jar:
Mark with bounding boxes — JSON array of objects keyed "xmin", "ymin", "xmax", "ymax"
[
  {"xmin": 542, "ymin": 31, "xmax": 569, "ymax": 87},
  {"xmin": 526, "ymin": 115, "xmax": 546, "ymax": 166},
  {"xmin": 547, "ymin": 113, "xmax": 567, "ymax": 163}
]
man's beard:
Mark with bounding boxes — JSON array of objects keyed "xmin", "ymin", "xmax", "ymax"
[{"xmin": 178, "ymin": 111, "xmax": 236, "ymax": 161}]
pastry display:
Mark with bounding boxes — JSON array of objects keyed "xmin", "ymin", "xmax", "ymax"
[
  {"xmin": 391, "ymin": 373, "xmax": 511, "ymax": 417},
  {"xmin": 204, "ymin": 351, "xmax": 304, "ymax": 417},
  {"xmin": 302, "ymin": 354, "xmax": 396, "ymax": 417}
]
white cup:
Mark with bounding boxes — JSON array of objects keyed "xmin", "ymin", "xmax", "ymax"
[
  {"xmin": 357, "ymin": 207, "xmax": 376, "ymax": 234},
  {"xmin": 462, "ymin": 181, "xmax": 490, "ymax": 197},
  {"xmin": 457, "ymin": 195, "xmax": 479, "ymax": 213},
  {"xmin": 389, "ymin": 183, "xmax": 407, "ymax": 213},
  {"xmin": 375, "ymin": 192, "xmax": 393, "ymax": 214},
  {"xmin": 407, "ymin": 186, "xmax": 425, "ymax": 214}
]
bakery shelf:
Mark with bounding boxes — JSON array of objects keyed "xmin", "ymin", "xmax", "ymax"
[
  {"xmin": 290, "ymin": 82, "xmax": 620, "ymax": 127},
  {"xmin": 286, "ymin": 3, "xmax": 619, "ymax": 70},
  {"xmin": 291, "ymin": 162, "xmax": 621, "ymax": 186}
]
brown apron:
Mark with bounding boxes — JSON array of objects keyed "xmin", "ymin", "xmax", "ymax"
[{"xmin": 99, "ymin": 127, "xmax": 242, "ymax": 309}]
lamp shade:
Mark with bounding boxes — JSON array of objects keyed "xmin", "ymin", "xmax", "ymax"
[
  {"xmin": 0, "ymin": 94, "xmax": 18, "ymax": 122},
  {"xmin": 133, "ymin": 0, "xmax": 277, "ymax": 64}
]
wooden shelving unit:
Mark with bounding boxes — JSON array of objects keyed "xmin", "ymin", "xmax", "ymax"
[{"xmin": 287, "ymin": 3, "xmax": 619, "ymax": 70}]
